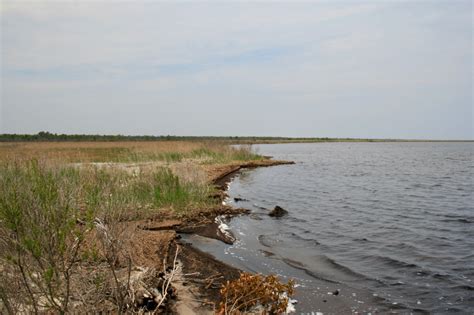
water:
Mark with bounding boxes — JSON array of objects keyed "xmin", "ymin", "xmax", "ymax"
[{"xmin": 207, "ymin": 142, "xmax": 473, "ymax": 313}]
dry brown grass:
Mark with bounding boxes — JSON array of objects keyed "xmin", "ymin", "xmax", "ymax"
[
  {"xmin": 0, "ymin": 141, "xmax": 262, "ymax": 165},
  {"xmin": 0, "ymin": 141, "xmax": 203, "ymax": 163}
]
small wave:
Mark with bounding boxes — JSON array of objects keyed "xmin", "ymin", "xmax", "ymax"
[
  {"xmin": 432, "ymin": 273, "xmax": 452, "ymax": 280},
  {"xmin": 281, "ymin": 258, "xmax": 340, "ymax": 284},
  {"xmin": 438, "ymin": 215, "xmax": 474, "ymax": 224},
  {"xmin": 318, "ymin": 255, "xmax": 373, "ymax": 282},
  {"xmin": 410, "ymin": 308, "xmax": 431, "ymax": 315},
  {"xmin": 453, "ymin": 218, "xmax": 473, "ymax": 224},
  {"xmin": 370, "ymin": 255, "xmax": 419, "ymax": 269},
  {"xmin": 443, "ymin": 214, "xmax": 474, "ymax": 220},
  {"xmin": 348, "ymin": 172, "xmax": 370, "ymax": 177},
  {"xmin": 258, "ymin": 234, "xmax": 284, "ymax": 248},
  {"xmin": 451, "ymin": 284, "xmax": 474, "ymax": 291},
  {"xmin": 287, "ymin": 232, "xmax": 321, "ymax": 246},
  {"xmin": 415, "ymin": 270, "xmax": 431, "ymax": 277},
  {"xmin": 440, "ymin": 218, "xmax": 474, "ymax": 224},
  {"xmin": 353, "ymin": 237, "xmax": 371, "ymax": 242}
]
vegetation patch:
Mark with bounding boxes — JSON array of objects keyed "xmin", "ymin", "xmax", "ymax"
[
  {"xmin": 0, "ymin": 141, "xmax": 293, "ymax": 313},
  {"xmin": 218, "ymin": 272, "xmax": 295, "ymax": 314}
]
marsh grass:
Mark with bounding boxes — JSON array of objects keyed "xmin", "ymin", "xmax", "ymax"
[
  {"xmin": 190, "ymin": 144, "xmax": 262, "ymax": 164},
  {"xmin": 0, "ymin": 141, "xmax": 262, "ymax": 164},
  {"xmin": 0, "ymin": 141, "xmax": 262, "ymax": 312}
]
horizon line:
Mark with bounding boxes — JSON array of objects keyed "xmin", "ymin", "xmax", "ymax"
[{"xmin": 0, "ymin": 132, "xmax": 473, "ymax": 142}]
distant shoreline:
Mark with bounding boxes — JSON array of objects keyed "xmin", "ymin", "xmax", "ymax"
[{"xmin": 1, "ymin": 132, "xmax": 472, "ymax": 143}]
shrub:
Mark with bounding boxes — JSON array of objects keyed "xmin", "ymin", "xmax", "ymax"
[
  {"xmin": 0, "ymin": 160, "xmax": 89, "ymax": 313},
  {"xmin": 218, "ymin": 272, "xmax": 295, "ymax": 314}
]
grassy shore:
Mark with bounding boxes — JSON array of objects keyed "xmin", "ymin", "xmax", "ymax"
[{"xmin": 0, "ymin": 141, "xmax": 294, "ymax": 314}]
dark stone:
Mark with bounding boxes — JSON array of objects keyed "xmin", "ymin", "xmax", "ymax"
[
  {"xmin": 332, "ymin": 289, "xmax": 340, "ymax": 296},
  {"xmin": 233, "ymin": 197, "xmax": 248, "ymax": 202},
  {"xmin": 269, "ymin": 205, "xmax": 288, "ymax": 218}
]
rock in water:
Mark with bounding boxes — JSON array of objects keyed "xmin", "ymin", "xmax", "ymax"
[{"xmin": 269, "ymin": 206, "xmax": 288, "ymax": 217}]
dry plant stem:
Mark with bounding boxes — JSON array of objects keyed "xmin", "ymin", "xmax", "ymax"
[
  {"xmin": 156, "ymin": 245, "xmax": 180, "ymax": 310},
  {"xmin": 62, "ymin": 236, "xmax": 83, "ymax": 312},
  {"xmin": 228, "ymin": 284, "xmax": 263, "ymax": 313},
  {"xmin": 16, "ymin": 246, "xmax": 39, "ymax": 314},
  {"xmin": 95, "ymin": 218, "xmax": 131, "ymax": 314},
  {"xmin": 0, "ymin": 286, "xmax": 14, "ymax": 315}
]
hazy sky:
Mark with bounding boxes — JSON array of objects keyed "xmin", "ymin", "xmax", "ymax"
[{"xmin": 1, "ymin": 1, "xmax": 472, "ymax": 139}]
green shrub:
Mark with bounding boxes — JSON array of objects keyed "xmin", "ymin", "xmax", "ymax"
[{"xmin": 0, "ymin": 160, "xmax": 88, "ymax": 313}]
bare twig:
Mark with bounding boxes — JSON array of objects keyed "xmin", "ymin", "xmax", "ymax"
[{"xmin": 156, "ymin": 245, "xmax": 180, "ymax": 309}]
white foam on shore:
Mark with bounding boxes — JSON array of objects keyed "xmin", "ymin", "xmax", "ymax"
[
  {"xmin": 215, "ymin": 216, "xmax": 233, "ymax": 241},
  {"xmin": 279, "ymin": 292, "xmax": 297, "ymax": 314}
]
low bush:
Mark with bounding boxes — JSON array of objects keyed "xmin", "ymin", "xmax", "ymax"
[
  {"xmin": 218, "ymin": 272, "xmax": 295, "ymax": 314},
  {"xmin": 0, "ymin": 160, "xmax": 88, "ymax": 313}
]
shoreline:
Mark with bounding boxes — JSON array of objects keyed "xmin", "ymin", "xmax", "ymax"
[
  {"xmin": 179, "ymin": 159, "xmax": 390, "ymax": 314},
  {"xmin": 141, "ymin": 158, "xmax": 296, "ymax": 313}
]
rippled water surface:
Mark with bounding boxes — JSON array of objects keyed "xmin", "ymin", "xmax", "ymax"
[{"xmin": 225, "ymin": 143, "xmax": 473, "ymax": 313}]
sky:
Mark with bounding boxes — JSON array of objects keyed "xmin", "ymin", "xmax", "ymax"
[{"xmin": 1, "ymin": 0, "xmax": 472, "ymax": 139}]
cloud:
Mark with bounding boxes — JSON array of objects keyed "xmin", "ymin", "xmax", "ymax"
[{"xmin": 1, "ymin": 0, "xmax": 472, "ymax": 139}]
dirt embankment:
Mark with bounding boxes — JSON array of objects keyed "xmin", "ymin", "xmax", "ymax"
[{"xmin": 128, "ymin": 159, "xmax": 294, "ymax": 313}]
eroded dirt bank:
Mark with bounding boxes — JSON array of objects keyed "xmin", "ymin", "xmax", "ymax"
[{"xmin": 120, "ymin": 159, "xmax": 295, "ymax": 313}]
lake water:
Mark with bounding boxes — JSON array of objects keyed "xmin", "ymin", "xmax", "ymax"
[{"xmin": 192, "ymin": 142, "xmax": 474, "ymax": 313}]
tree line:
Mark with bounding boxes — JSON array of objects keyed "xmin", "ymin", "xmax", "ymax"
[{"xmin": 0, "ymin": 131, "xmax": 349, "ymax": 142}]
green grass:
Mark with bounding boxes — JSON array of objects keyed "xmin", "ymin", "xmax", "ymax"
[
  {"xmin": 133, "ymin": 145, "xmax": 263, "ymax": 164},
  {"xmin": 189, "ymin": 145, "xmax": 263, "ymax": 164},
  {"xmin": 105, "ymin": 144, "xmax": 262, "ymax": 164},
  {"xmin": 0, "ymin": 159, "xmax": 218, "ymax": 223},
  {"xmin": 151, "ymin": 168, "xmax": 212, "ymax": 211}
]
